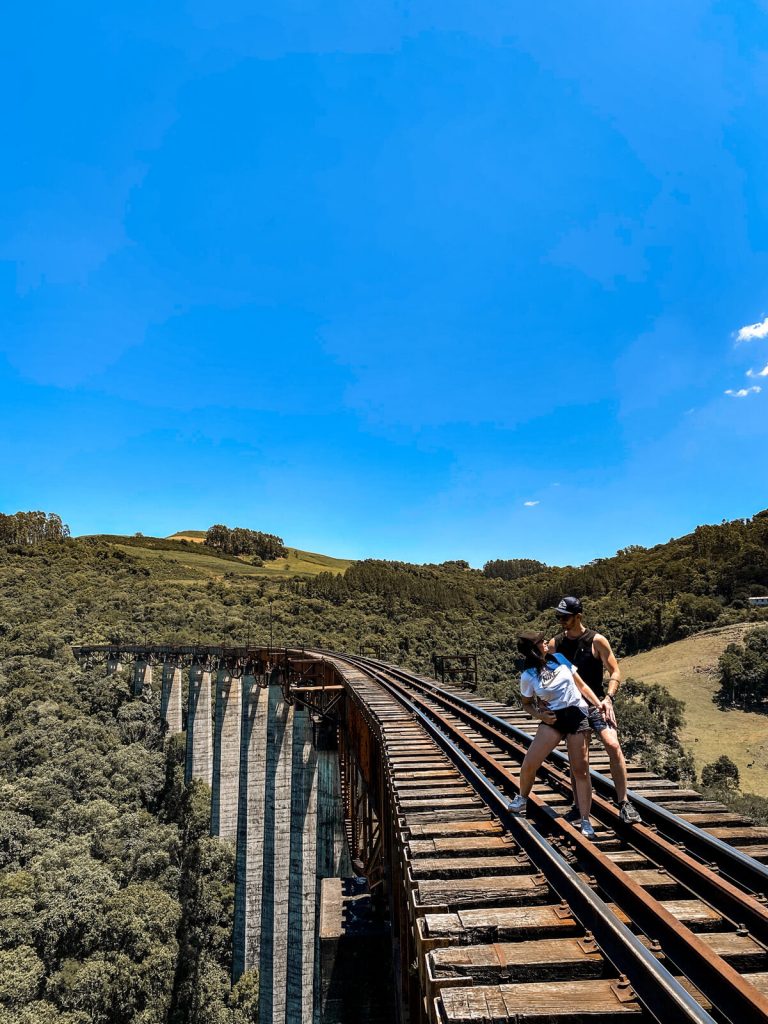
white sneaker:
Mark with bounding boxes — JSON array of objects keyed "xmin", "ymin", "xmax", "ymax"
[
  {"xmin": 580, "ymin": 818, "xmax": 596, "ymax": 840},
  {"xmin": 509, "ymin": 794, "xmax": 527, "ymax": 814}
]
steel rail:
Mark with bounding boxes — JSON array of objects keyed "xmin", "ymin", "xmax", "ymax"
[
  {"xmin": 328, "ymin": 651, "xmax": 768, "ymax": 1024},
  {"xmin": 435, "ymin": 679, "xmax": 768, "ymax": 895},
  {"xmin": 346, "ymin": 651, "xmax": 768, "ymax": 898},
  {"xmin": 345, "ymin": 656, "xmax": 717, "ymax": 1024},
  {"xmin": 354, "ymin": 656, "xmax": 768, "ymax": 947}
]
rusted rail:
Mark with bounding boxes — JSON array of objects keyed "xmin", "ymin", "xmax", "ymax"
[
  {"xmin": 380, "ymin": 659, "xmax": 768, "ymax": 898},
  {"xmin": 327, "ymin": 650, "xmax": 768, "ymax": 1024}
]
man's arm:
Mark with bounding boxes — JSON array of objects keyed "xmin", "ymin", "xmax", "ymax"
[
  {"xmin": 594, "ymin": 633, "xmax": 620, "ymax": 726},
  {"xmin": 593, "ymin": 633, "xmax": 620, "ymax": 697}
]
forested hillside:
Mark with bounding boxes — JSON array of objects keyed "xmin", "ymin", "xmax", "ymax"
[
  {"xmin": 306, "ymin": 509, "xmax": 768, "ymax": 663},
  {"xmin": 1, "ymin": 509, "xmax": 767, "ymax": 1020},
  {"xmin": 0, "ymin": 540, "xmax": 258, "ymax": 1024}
]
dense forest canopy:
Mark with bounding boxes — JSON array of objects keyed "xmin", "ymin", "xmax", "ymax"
[
  {"xmin": 0, "ymin": 528, "xmax": 260, "ymax": 1024},
  {"xmin": 482, "ymin": 558, "xmax": 547, "ymax": 580},
  {"xmin": 304, "ymin": 510, "xmax": 768, "ymax": 656}
]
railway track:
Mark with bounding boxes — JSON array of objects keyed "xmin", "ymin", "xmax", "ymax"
[{"xmin": 325, "ymin": 650, "xmax": 768, "ymax": 1024}]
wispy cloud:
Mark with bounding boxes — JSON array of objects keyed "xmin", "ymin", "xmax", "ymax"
[
  {"xmin": 746, "ymin": 363, "xmax": 768, "ymax": 378},
  {"xmin": 736, "ymin": 317, "xmax": 768, "ymax": 342},
  {"xmin": 523, "ymin": 500, "xmax": 540, "ymax": 507},
  {"xmin": 724, "ymin": 386, "xmax": 762, "ymax": 398}
]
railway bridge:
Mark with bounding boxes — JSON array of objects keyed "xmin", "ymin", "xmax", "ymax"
[{"xmin": 72, "ymin": 643, "xmax": 768, "ymax": 1024}]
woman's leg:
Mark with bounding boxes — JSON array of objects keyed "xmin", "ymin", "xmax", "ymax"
[
  {"xmin": 567, "ymin": 731, "xmax": 592, "ymax": 818},
  {"xmin": 519, "ymin": 724, "xmax": 565, "ymax": 797}
]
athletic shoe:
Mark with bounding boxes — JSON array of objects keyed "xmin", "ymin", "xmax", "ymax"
[
  {"xmin": 619, "ymin": 800, "xmax": 642, "ymax": 825},
  {"xmin": 563, "ymin": 804, "xmax": 581, "ymax": 823},
  {"xmin": 509, "ymin": 794, "xmax": 527, "ymax": 814},
  {"xmin": 580, "ymin": 818, "xmax": 597, "ymax": 840}
]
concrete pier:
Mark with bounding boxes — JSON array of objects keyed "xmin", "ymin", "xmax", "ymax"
[
  {"xmin": 233, "ymin": 675, "xmax": 270, "ymax": 980},
  {"xmin": 232, "ymin": 683, "xmax": 352, "ymax": 1023},
  {"xmin": 259, "ymin": 687, "xmax": 294, "ymax": 1023},
  {"xmin": 286, "ymin": 706, "xmax": 318, "ymax": 1024},
  {"xmin": 160, "ymin": 662, "xmax": 183, "ymax": 734},
  {"xmin": 211, "ymin": 666, "xmax": 242, "ymax": 839},
  {"xmin": 132, "ymin": 660, "xmax": 152, "ymax": 697},
  {"xmin": 185, "ymin": 664, "xmax": 213, "ymax": 787},
  {"xmin": 106, "ymin": 657, "xmax": 123, "ymax": 676}
]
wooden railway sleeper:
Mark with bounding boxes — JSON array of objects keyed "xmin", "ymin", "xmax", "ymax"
[{"xmin": 350, "ymin": 656, "xmax": 767, "ymax": 1024}]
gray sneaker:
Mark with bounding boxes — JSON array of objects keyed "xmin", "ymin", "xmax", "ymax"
[
  {"xmin": 580, "ymin": 818, "xmax": 596, "ymax": 840},
  {"xmin": 509, "ymin": 794, "xmax": 526, "ymax": 814},
  {"xmin": 619, "ymin": 800, "xmax": 642, "ymax": 825}
]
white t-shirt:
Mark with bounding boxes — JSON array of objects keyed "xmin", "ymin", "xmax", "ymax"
[{"xmin": 520, "ymin": 655, "xmax": 588, "ymax": 713}]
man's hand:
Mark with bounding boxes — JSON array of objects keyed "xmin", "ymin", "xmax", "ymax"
[{"xmin": 600, "ymin": 697, "xmax": 617, "ymax": 729}]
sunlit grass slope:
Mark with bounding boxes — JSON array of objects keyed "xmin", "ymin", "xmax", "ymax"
[
  {"xmin": 167, "ymin": 531, "xmax": 352, "ymax": 575},
  {"xmin": 93, "ymin": 532, "xmax": 354, "ymax": 579},
  {"xmin": 622, "ymin": 623, "xmax": 768, "ymax": 796}
]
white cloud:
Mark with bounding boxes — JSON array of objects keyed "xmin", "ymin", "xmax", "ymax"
[
  {"xmin": 523, "ymin": 500, "xmax": 540, "ymax": 507},
  {"xmin": 724, "ymin": 386, "xmax": 762, "ymax": 398},
  {"xmin": 747, "ymin": 363, "xmax": 768, "ymax": 378},
  {"xmin": 736, "ymin": 317, "xmax": 768, "ymax": 342}
]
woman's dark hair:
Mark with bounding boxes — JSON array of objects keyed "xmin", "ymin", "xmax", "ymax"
[{"xmin": 522, "ymin": 648, "xmax": 558, "ymax": 673}]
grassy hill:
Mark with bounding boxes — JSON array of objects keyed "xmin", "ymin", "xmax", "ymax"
[
  {"xmin": 81, "ymin": 532, "xmax": 355, "ymax": 581},
  {"xmin": 622, "ymin": 623, "xmax": 768, "ymax": 795}
]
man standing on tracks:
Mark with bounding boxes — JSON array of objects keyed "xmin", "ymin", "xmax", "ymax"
[{"xmin": 548, "ymin": 596, "xmax": 642, "ymax": 825}]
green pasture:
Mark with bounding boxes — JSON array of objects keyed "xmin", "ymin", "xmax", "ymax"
[
  {"xmin": 622, "ymin": 623, "xmax": 768, "ymax": 797},
  {"xmin": 113, "ymin": 536, "xmax": 354, "ymax": 579}
]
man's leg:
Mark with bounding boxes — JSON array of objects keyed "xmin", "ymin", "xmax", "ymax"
[
  {"xmin": 598, "ymin": 725, "xmax": 642, "ymax": 823},
  {"xmin": 598, "ymin": 725, "xmax": 628, "ymax": 801}
]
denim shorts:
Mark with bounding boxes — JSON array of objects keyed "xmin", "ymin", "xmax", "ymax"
[{"xmin": 587, "ymin": 706, "xmax": 612, "ymax": 733}]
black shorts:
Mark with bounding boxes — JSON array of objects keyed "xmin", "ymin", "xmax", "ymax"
[{"xmin": 548, "ymin": 706, "xmax": 590, "ymax": 736}]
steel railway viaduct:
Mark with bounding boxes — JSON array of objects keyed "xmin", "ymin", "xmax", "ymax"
[{"xmin": 72, "ymin": 643, "xmax": 768, "ymax": 1024}]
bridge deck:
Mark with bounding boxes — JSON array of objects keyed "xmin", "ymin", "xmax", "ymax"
[
  {"xmin": 331, "ymin": 657, "xmax": 768, "ymax": 1024},
  {"xmin": 76, "ymin": 644, "xmax": 768, "ymax": 1023}
]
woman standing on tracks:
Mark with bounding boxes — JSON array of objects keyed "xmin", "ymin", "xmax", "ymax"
[{"xmin": 509, "ymin": 630, "xmax": 605, "ymax": 839}]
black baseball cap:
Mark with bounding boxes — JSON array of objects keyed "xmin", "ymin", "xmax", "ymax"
[
  {"xmin": 516, "ymin": 630, "xmax": 545, "ymax": 654},
  {"xmin": 553, "ymin": 596, "xmax": 583, "ymax": 617}
]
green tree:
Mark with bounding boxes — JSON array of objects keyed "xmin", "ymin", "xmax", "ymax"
[
  {"xmin": 717, "ymin": 627, "xmax": 768, "ymax": 708},
  {"xmin": 701, "ymin": 755, "xmax": 740, "ymax": 790},
  {"xmin": 616, "ymin": 678, "xmax": 696, "ymax": 784},
  {"xmin": 0, "ymin": 946, "xmax": 45, "ymax": 1006},
  {"xmin": 229, "ymin": 970, "xmax": 259, "ymax": 1023}
]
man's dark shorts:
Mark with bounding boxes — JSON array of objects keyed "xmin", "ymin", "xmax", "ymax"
[
  {"xmin": 587, "ymin": 706, "xmax": 612, "ymax": 733},
  {"xmin": 549, "ymin": 706, "xmax": 591, "ymax": 735}
]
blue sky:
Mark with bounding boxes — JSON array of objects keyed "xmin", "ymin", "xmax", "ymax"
[{"xmin": 1, "ymin": 1, "xmax": 767, "ymax": 566}]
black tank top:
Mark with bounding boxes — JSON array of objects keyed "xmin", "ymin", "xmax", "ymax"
[{"xmin": 553, "ymin": 628, "xmax": 605, "ymax": 697}]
